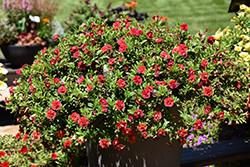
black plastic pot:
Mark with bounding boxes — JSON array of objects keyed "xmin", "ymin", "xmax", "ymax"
[{"xmin": 0, "ymin": 43, "xmax": 50, "ymax": 68}]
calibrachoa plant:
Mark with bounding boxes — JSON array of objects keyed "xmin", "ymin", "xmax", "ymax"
[{"xmin": 6, "ymin": 13, "xmax": 250, "ymax": 157}]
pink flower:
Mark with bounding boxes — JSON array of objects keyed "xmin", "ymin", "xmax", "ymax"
[
  {"xmin": 70, "ymin": 112, "xmax": 80, "ymax": 122},
  {"xmin": 133, "ymin": 76, "xmax": 142, "ymax": 85},
  {"xmin": 117, "ymin": 79, "xmax": 126, "ymax": 88},
  {"xmin": 169, "ymin": 80, "xmax": 178, "ymax": 89},
  {"xmin": 47, "ymin": 110, "xmax": 56, "ymax": 119},
  {"xmin": 153, "ymin": 111, "xmax": 162, "ymax": 121},
  {"xmin": 53, "ymin": 34, "xmax": 59, "ymax": 41},
  {"xmin": 203, "ymin": 87, "xmax": 213, "ymax": 96},
  {"xmin": 113, "ymin": 22, "xmax": 121, "ymax": 29},
  {"xmin": 146, "ymin": 31, "xmax": 154, "ymax": 39},
  {"xmin": 51, "ymin": 100, "xmax": 61, "ymax": 110},
  {"xmin": 138, "ymin": 66, "xmax": 146, "ymax": 73},
  {"xmin": 77, "ymin": 76, "xmax": 85, "ymax": 84},
  {"xmin": 99, "ymin": 98, "xmax": 108, "ymax": 106},
  {"xmin": 141, "ymin": 131, "xmax": 148, "ymax": 139},
  {"xmin": 53, "ymin": 78, "xmax": 60, "ymax": 83},
  {"xmin": 160, "ymin": 52, "xmax": 170, "ymax": 59},
  {"xmin": 86, "ymin": 84, "xmax": 93, "ymax": 92},
  {"xmin": 71, "ymin": 46, "xmax": 79, "ymax": 53},
  {"xmin": 180, "ymin": 23, "xmax": 188, "ymax": 31},
  {"xmin": 119, "ymin": 43, "xmax": 128, "ymax": 53},
  {"xmin": 108, "ymin": 58, "xmax": 116, "ymax": 65},
  {"xmin": 98, "ymin": 75, "xmax": 105, "ymax": 84},
  {"xmin": 58, "ymin": 86, "xmax": 67, "ymax": 94},
  {"xmin": 134, "ymin": 109, "xmax": 144, "ymax": 118},
  {"xmin": 200, "ymin": 72, "xmax": 209, "ymax": 81},
  {"xmin": 99, "ymin": 139, "xmax": 110, "ymax": 148},
  {"xmin": 64, "ymin": 140, "xmax": 71, "ymax": 148},
  {"xmin": 164, "ymin": 97, "xmax": 174, "ymax": 107},
  {"xmin": 141, "ymin": 89, "xmax": 150, "ymax": 99},
  {"xmin": 78, "ymin": 61, "xmax": 86, "ymax": 70},
  {"xmin": 130, "ymin": 28, "xmax": 138, "ymax": 35},
  {"xmin": 32, "ymin": 130, "xmax": 41, "ymax": 140}
]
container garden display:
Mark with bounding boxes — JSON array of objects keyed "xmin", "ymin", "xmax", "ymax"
[
  {"xmin": 0, "ymin": 0, "xmax": 63, "ymax": 67},
  {"xmin": 4, "ymin": 4, "xmax": 250, "ymax": 167}
]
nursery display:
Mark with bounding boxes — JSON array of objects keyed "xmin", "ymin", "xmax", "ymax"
[
  {"xmin": 3, "ymin": 4, "xmax": 250, "ymax": 167},
  {"xmin": 0, "ymin": 0, "xmax": 63, "ymax": 67}
]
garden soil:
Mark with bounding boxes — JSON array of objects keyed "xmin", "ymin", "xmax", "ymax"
[{"xmin": 0, "ymin": 87, "xmax": 19, "ymax": 136}]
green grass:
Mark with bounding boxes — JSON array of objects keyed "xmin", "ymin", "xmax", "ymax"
[{"xmin": 0, "ymin": 0, "xmax": 236, "ymax": 37}]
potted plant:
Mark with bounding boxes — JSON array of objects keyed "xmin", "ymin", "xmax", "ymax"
[
  {"xmin": 0, "ymin": 0, "xmax": 63, "ymax": 67},
  {"xmin": 5, "ymin": 9, "xmax": 250, "ymax": 166}
]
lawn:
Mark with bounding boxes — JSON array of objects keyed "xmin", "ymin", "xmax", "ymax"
[{"xmin": 0, "ymin": 0, "xmax": 235, "ymax": 37}]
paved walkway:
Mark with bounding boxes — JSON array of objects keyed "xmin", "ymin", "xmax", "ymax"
[{"xmin": 0, "ymin": 87, "xmax": 19, "ymax": 136}]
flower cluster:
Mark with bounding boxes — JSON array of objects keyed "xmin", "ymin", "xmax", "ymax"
[
  {"xmin": 0, "ymin": 0, "xmax": 60, "ymax": 45},
  {"xmin": 6, "ymin": 12, "xmax": 250, "ymax": 154}
]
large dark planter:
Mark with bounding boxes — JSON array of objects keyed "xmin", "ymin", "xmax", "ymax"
[
  {"xmin": 0, "ymin": 43, "xmax": 50, "ymax": 68},
  {"xmin": 86, "ymin": 136, "xmax": 183, "ymax": 167}
]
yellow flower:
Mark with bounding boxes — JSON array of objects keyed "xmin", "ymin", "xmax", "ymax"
[
  {"xmin": 0, "ymin": 67, "xmax": 8, "ymax": 75},
  {"xmin": 43, "ymin": 18, "xmax": 50, "ymax": 23},
  {"xmin": 247, "ymin": 14, "xmax": 250, "ymax": 18},
  {"xmin": 214, "ymin": 41, "xmax": 220, "ymax": 45},
  {"xmin": 231, "ymin": 19, "xmax": 236, "ymax": 22},
  {"xmin": 223, "ymin": 26, "xmax": 229, "ymax": 32},
  {"xmin": 244, "ymin": 42, "xmax": 250, "ymax": 51},
  {"xmin": 213, "ymin": 28, "xmax": 223, "ymax": 40},
  {"xmin": 239, "ymin": 52, "xmax": 248, "ymax": 58},
  {"xmin": 241, "ymin": 35, "xmax": 250, "ymax": 41},
  {"xmin": 0, "ymin": 81, "xmax": 7, "ymax": 91},
  {"xmin": 235, "ymin": 25, "xmax": 242, "ymax": 30},
  {"xmin": 240, "ymin": 4, "xmax": 248, "ymax": 11},
  {"xmin": 235, "ymin": 46, "xmax": 242, "ymax": 52},
  {"xmin": 244, "ymin": 55, "xmax": 250, "ymax": 61},
  {"xmin": 238, "ymin": 41, "xmax": 244, "ymax": 47},
  {"xmin": 237, "ymin": 12, "xmax": 245, "ymax": 18}
]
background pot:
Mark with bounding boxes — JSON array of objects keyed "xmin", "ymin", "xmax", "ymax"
[
  {"xmin": 0, "ymin": 43, "xmax": 50, "ymax": 68},
  {"xmin": 86, "ymin": 136, "xmax": 183, "ymax": 167}
]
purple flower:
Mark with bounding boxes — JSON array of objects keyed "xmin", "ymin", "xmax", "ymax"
[
  {"xmin": 211, "ymin": 138, "xmax": 214, "ymax": 143},
  {"xmin": 99, "ymin": 10, "xmax": 103, "ymax": 17},
  {"xmin": 3, "ymin": 0, "xmax": 6, "ymax": 9},
  {"xmin": 208, "ymin": 130, "xmax": 211, "ymax": 135},
  {"xmin": 198, "ymin": 136, "xmax": 203, "ymax": 145},
  {"xmin": 193, "ymin": 143, "xmax": 197, "ymax": 147},
  {"xmin": 208, "ymin": 124, "xmax": 213, "ymax": 128},
  {"xmin": 93, "ymin": 3, "xmax": 97, "ymax": 11},
  {"xmin": 6, "ymin": 0, "xmax": 10, "ymax": 8},
  {"xmin": 69, "ymin": 17, "xmax": 72, "ymax": 21},
  {"xmin": 187, "ymin": 134, "xmax": 194, "ymax": 140},
  {"xmin": 85, "ymin": 0, "xmax": 90, "ymax": 5},
  {"xmin": 27, "ymin": 5, "xmax": 32, "ymax": 11},
  {"xmin": 191, "ymin": 114, "xmax": 196, "ymax": 119},
  {"xmin": 22, "ymin": 0, "xmax": 26, "ymax": 9},
  {"xmin": 195, "ymin": 109, "xmax": 199, "ymax": 113},
  {"xmin": 190, "ymin": 127, "xmax": 194, "ymax": 131}
]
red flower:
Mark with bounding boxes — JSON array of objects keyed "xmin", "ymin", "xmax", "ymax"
[
  {"xmin": 134, "ymin": 109, "xmax": 144, "ymax": 118},
  {"xmin": 146, "ymin": 31, "xmax": 154, "ymax": 39},
  {"xmin": 188, "ymin": 67, "xmax": 195, "ymax": 76},
  {"xmin": 32, "ymin": 130, "xmax": 41, "ymax": 140},
  {"xmin": 169, "ymin": 80, "xmax": 178, "ymax": 89},
  {"xmin": 58, "ymin": 86, "xmax": 67, "ymax": 94},
  {"xmin": 213, "ymin": 59, "xmax": 218, "ymax": 64},
  {"xmin": 64, "ymin": 140, "xmax": 71, "ymax": 148},
  {"xmin": 44, "ymin": 82, "xmax": 51, "ymax": 89},
  {"xmin": 115, "ymin": 100, "xmax": 125, "ymax": 110},
  {"xmin": 117, "ymin": 37, "xmax": 125, "ymax": 45},
  {"xmin": 55, "ymin": 130, "xmax": 65, "ymax": 139},
  {"xmin": 50, "ymin": 58, "xmax": 56, "ymax": 65},
  {"xmin": 164, "ymin": 97, "xmax": 174, "ymax": 107},
  {"xmin": 203, "ymin": 87, "xmax": 213, "ymax": 96},
  {"xmin": 101, "ymin": 44, "xmax": 112, "ymax": 53},
  {"xmin": 70, "ymin": 112, "xmax": 80, "ymax": 122},
  {"xmin": 78, "ymin": 117, "xmax": 89, "ymax": 127},
  {"xmin": 129, "ymin": 134, "xmax": 136, "ymax": 144},
  {"xmin": 216, "ymin": 112, "xmax": 224, "ymax": 119},
  {"xmin": 157, "ymin": 129, "xmax": 166, "ymax": 136},
  {"xmin": 116, "ymin": 121, "xmax": 127, "ymax": 131},
  {"xmin": 51, "ymin": 153, "xmax": 57, "ymax": 160},
  {"xmin": 194, "ymin": 120, "xmax": 203, "ymax": 130},
  {"xmin": 128, "ymin": 114, "xmax": 135, "ymax": 121},
  {"xmin": 16, "ymin": 69, "xmax": 21, "ymax": 74},
  {"xmin": 141, "ymin": 131, "xmax": 148, "ymax": 139},
  {"xmin": 160, "ymin": 52, "xmax": 170, "ymax": 59},
  {"xmin": 207, "ymin": 36, "xmax": 215, "ymax": 45},
  {"xmin": 89, "ymin": 31, "xmax": 94, "ymax": 37},
  {"xmin": 188, "ymin": 75, "xmax": 196, "ymax": 82},
  {"xmin": 0, "ymin": 151, "xmax": 5, "ymax": 158},
  {"xmin": 99, "ymin": 98, "xmax": 108, "ymax": 106},
  {"xmin": 99, "ymin": 139, "xmax": 110, "ymax": 148},
  {"xmin": 98, "ymin": 75, "xmax": 105, "ymax": 84},
  {"xmin": 22, "ymin": 134, "xmax": 28, "ymax": 142},
  {"xmin": 122, "ymin": 128, "xmax": 132, "ymax": 136},
  {"xmin": 204, "ymin": 106, "xmax": 211, "ymax": 114},
  {"xmin": 51, "ymin": 100, "xmax": 61, "ymax": 110},
  {"xmin": 202, "ymin": 79, "xmax": 211, "ymax": 86},
  {"xmin": 77, "ymin": 76, "xmax": 85, "ymax": 84},
  {"xmin": 102, "ymin": 106, "xmax": 108, "ymax": 112},
  {"xmin": 130, "ymin": 28, "xmax": 138, "ymax": 35},
  {"xmin": 178, "ymin": 64, "xmax": 184, "ymax": 70},
  {"xmin": 47, "ymin": 110, "xmax": 56, "ymax": 119},
  {"xmin": 1, "ymin": 161, "xmax": 10, "ymax": 167},
  {"xmin": 78, "ymin": 61, "xmax": 86, "ymax": 70},
  {"xmin": 146, "ymin": 85, "xmax": 153, "ymax": 92},
  {"xmin": 133, "ymin": 76, "xmax": 142, "ymax": 85},
  {"xmin": 86, "ymin": 84, "xmax": 93, "ymax": 92},
  {"xmin": 73, "ymin": 51, "xmax": 80, "ymax": 58},
  {"xmin": 141, "ymin": 89, "xmax": 150, "ymax": 99},
  {"xmin": 234, "ymin": 81, "xmax": 241, "ymax": 88},
  {"xmin": 53, "ymin": 78, "xmax": 60, "ymax": 83},
  {"xmin": 71, "ymin": 46, "xmax": 79, "ymax": 53},
  {"xmin": 137, "ymin": 30, "xmax": 143, "ymax": 35},
  {"xmin": 97, "ymin": 29, "xmax": 104, "ymax": 35},
  {"xmin": 137, "ymin": 123, "xmax": 147, "ymax": 132},
  {"xmin": 201, "ymin": 59, "xmax": 208, "ymax": 68},
  {"xmin": 177, "ymin": 129, "xmax": 187, "ymax": 137},
  {"xmin": 108, "ymin": 58, "xmax": 116, "ymax": 65},
  {"xmin": 155, "ymin": 38, "xmax": 164, "ymax": 43},
  {"xmin": 53, "ymin": 49, "xmax": 60, "ymax": 56},
  {"xmin": 113, "ymin": 21, "xmax": 121, "ymax": 29},
  {"xmin": 180, "ymin": 138, "xmax": 186, "ymax": 146},
  {"xmin": 53, "ymin": 34, "xmax": 59, "ymax": 41},
  {"xmin": 15, "ymin": 132, "xmax": 21, "ymax": 139},
  {"xmin": 119, "ymin": 43, "xmax": 128, "ymax": 53},
  {"xmin": 138, "ymin": 66, "xmax": 146, "ymax": 73},
  {"xmin": 200, "ymin": 72, "xmax": 209, "ymax": 81},
  {"xmin": 153, "ymin": 111, "xmax": 162, "ymax": 121},
  {"xmin": 180, "ymin": 23, "xmax": 188, "ymax": 31},
  {"xmin": 18, "ymin": 145, "xmax": 28, "ymax": 154},
  {"xmin": 117, "ymin": 79, "xmax": 126, "ymax": 88}
]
